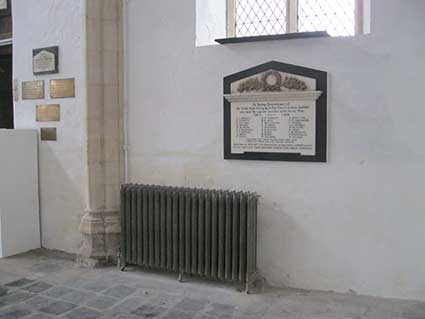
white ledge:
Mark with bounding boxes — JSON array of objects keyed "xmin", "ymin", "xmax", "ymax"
[{"xmin": 224, "ymin": 91, "xmax": 322, "ymax": 102}]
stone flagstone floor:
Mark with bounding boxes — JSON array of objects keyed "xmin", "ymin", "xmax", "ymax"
[{"xmin": 0, "ymin": 250, "xmax": 424, "ymax": 319}]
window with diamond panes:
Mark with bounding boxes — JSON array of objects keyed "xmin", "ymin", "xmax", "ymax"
[
  {"xmin": 230, "ymin": 0, "xmax": 361, "ymax": 38},
  {"xmin": 298, "ymin": 0, "xmax": 355, "ymax": 36},
  {"xmin": 235, "ymin": 0, "xmax": 287, "ymax": 37}
]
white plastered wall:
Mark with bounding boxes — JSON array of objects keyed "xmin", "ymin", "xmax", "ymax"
[
  {"xmin": 13, "ymin": 0, "xmax": 87, "ymax": 254},
  {"xmin": 125, "ymin": 0, "xmax": 425, "ymax": 300}
]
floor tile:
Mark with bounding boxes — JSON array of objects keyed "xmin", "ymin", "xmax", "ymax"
[
  {"xmin": 0, "ymin": 274, "xmax": 21, "ymax": 286},
  {"xmin": 148, "ymin": 293, "xmax": 183, "ymax": 308},
  {"xmin": 63, "ymin": 277, "xmax": 91, "ymax": 289},
  {"xmin": 112, "ymin": 314, "xmax": 141, "ymax": 319},
  {"xmin": 22, "ymin": 282, "xmax": 53, "ymax": 294},
  {"xmin": 43, "ymin": 286, "xmax": 75, "ymax": 298},
  {"xmin": 0, "ymin": 306, "xmax": 32, "ymax": 319},
  {"xmin": 131, "ymin": 305, "xmax": 167, "ymax": 318},
  {"xmin": 0, "ymin": 250, "xmax": 420, "ymax": 319},
  {"xmin": 0, "ymin": 288, "xmax": 7, "ymax": 297},
  {"xmin": 86, "ymin": 295, "xmax": 120, "ymax": 310},
  {"xmin": 162, "ymin": 309, "xmax": 196, "ymax": 319},
  {"xmin": 0, "ymin": 292, "xmax": 34, "ymax": 306},
  {"xmin": 398, "ymin": 302, "xmax": 425, "ymax": 319},
  {"xmin": 103, "ymin": 286, "xmax": 137, "ymax": 299},
  {"xmin": 25, "ymin": 314, "xmax": 54, "ymax": 319},
  {"xmin": 82, "ymin": 281, "xmax": 113, "ymax": 293},
  {"xmin": 39, "ymin": 301, "xmax": 77, "ymax": 315},
  {"xmin": 30, "ymin": 263, "xmax": 63, "ymax": 275},
  {"xmin": 175, "ymin": 298, "xmax": 209, "ymax": 313},
  {"xmin": 106, "ymin": 297, "xmax": 146, "ymax": 316},
  {"xmin": 61, "ymin": 290, "xmax": 97, "ymax": 304},
  {"xmin": 64, "ymin": 307, "xmax": 101, "ymax": 319},
  {"xmin": 4, "ymin": 279, "xmax": 34, "ymax": 288},
  {"xmin": 205, "ymin": 303, "xmax": 237, "ymax": 316},
  {"xmin": 24, "ymin": 296, "xmax": 52, "ymax": 309}
]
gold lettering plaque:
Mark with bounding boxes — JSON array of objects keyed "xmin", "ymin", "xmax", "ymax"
[
  {"xmin": 22, "ymin": 80, "xmax": 44, "ymax": 100},
  {"xmin": 36, "ymin": 104, "xmax": 60, "ymax": 122},
  {"xmin": 40, "ymin": 128, "xmax": 57, "ymax": 141},
  {"xmin": 50, "ymin": 78, "xmax": 75, "ymax": 98}
]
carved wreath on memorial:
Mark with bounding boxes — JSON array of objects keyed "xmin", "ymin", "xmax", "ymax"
[{"xmin": 237, "ymin": 71, "xmax": 308, "ymax": 93}]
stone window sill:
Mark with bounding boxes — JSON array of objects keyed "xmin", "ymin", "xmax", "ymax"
[{"xmin": 215, "ymin": 31, "xmax": 329, "ymax": 45}]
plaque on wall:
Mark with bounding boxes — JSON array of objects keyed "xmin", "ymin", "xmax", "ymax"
[
  {"xmin": 22, "ymin": 80, "xmax": 44, "ymax": 100},
  {"xmin": 36, "ymin": 104, "xmax": 60, "ymax": 122},
  {"xmin": 0, "ymin": 0, "xmax": 10, "ymax": 16},
  {"xmin": 223, "ymin": 61, "xmax": 327, "ymax": 162},
  {"xmin": 33, "ymin": 46, "xmax": 59, "ymax": 75},
  {"xmin": 13, "ymin": 79, "xmax": 19, "ymax": 101},
  {"xmin": 0, "ymin": 0, "xmax": 7, "ymax": 10},
  {"xmin": 40, "ymin": 127, "xmax": 57, "ymax": 141},
  {"xmin": 50, "ymin": 78, "xmax": 75, "ymax": 98}
]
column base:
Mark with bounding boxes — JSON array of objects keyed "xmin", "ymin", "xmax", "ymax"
[{"xmin": 78, "ymin": 209, "xmax": 121, "ymax": 267}]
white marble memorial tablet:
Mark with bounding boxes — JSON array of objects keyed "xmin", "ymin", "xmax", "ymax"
[
  {"xmin": 33, "ymin": 46, "xmax": 59, "ymax": 75},
  {"xmin": 223, "ymin": 61, "xmax": 328, "ymax": 162},
  {"xmin": 231, "ymin": 100, "xmax": 316, "ymax": 156}
]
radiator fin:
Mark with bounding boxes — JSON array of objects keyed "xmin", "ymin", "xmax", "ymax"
[{"xmin": 121, "ymin": 185, "xmax": 258, "ymax": 287}]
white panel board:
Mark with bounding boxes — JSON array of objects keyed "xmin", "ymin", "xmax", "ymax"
[{"xmin": 0, "ymin": 130, "xmax": 40, "ymax": 257}]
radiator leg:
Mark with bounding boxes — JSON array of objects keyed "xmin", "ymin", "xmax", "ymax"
[
  {"xmin": 245, "ymin": 271, "xmax": 260, "ymax": 294},
  {"xmin": 246, "ymin": 281, "xmax": 251, "ymax": 294},
  {"xmin": 178, "ymin": 271, "xmax": 184, "ymax": 283},
  {"xmin": 119, "ymin": 262, "xmax": 126, "ymax": 272},
  {"xmin": 117, "ymin": 250, "xmax": 126, "ymax": 271}
]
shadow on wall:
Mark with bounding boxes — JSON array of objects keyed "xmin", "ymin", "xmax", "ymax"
[
  {"xmin": 37, "ymin": 143, "xmax": 85, "ymax": 254},
  {"xmin": 256, "ymin": 198, "xmax": 357, "ymax": 292}
]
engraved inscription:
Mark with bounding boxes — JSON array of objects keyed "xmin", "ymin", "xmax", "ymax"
[
  {"xmin": 231, "ymin": 101, "xmax": 316, "ymax": 156},
  {"xmin": 50, "ymin": 78, "xmax": 75, "ymax": 98},
  {"xmin": 33, "ymin": 50, "xmax": 55, "ymax": 74},
  {"xmin": 36, "ymin": 104, "xmax": 60, "ymax": 122},
  {"xmin": 33, "ymin": 46, "xmax": 58, "ymax": 75},
  {"xmin": 22, "ymin": 80, "xmax": 44, "ymax": 100}
]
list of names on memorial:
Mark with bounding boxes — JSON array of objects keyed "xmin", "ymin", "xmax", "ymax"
[{"xmin": 231, "ymin": 100, "xmax": 316, "ymax": 155}]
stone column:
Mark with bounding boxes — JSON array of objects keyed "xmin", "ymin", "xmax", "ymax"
[{"xmin": 78, "ymin": 0, "xmax": 123, "ymax": 267}]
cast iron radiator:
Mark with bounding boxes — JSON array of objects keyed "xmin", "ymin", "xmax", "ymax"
[{"xmin": 119, "ymin": 184, "xmax": 259, "ymax": 291}]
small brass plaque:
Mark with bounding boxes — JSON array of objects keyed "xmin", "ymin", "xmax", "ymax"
[
  {"xmin": 36, "ymin": 104, "xmax": 60, "ymax": 122},
  {"xmin": 40, "ymin": 127, "xmax": 57, "ymax": 141},
  {"xmin": 22, "ymin": 80, "xmax": 44, "ymax": 100},
  {"xmin": 50, "ymin": 78, "xmax": 75, "ymax": 98}
]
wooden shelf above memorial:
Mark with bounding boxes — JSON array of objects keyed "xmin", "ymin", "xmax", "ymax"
[{"xmin": 223, "ymin": 61, "xmax": 327, "ymax": 162}]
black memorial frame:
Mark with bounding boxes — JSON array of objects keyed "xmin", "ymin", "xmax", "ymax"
[
  {"xmin": 32, "ymin": 46, "xmax": 59, "ymax": 75},
  {"xmin": 224, "ymin": 61, "xmax": 327, "ymax": 162}
]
